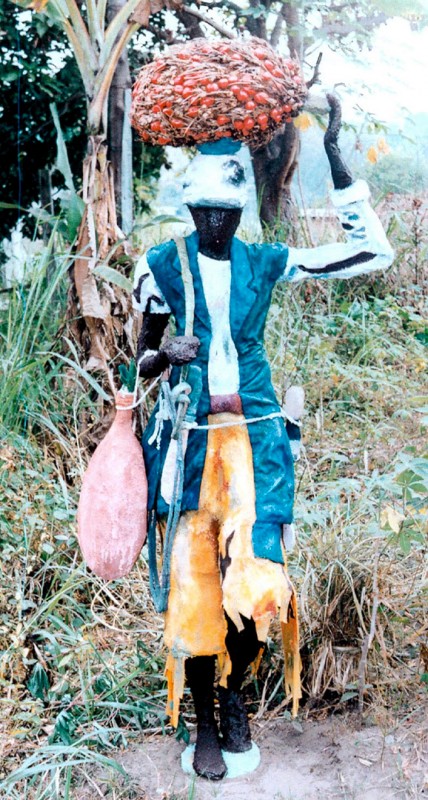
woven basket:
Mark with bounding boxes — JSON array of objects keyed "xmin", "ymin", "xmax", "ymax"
[{"xmin": 131, "ymin": 37, "xmax": 307, "ymax": 148}]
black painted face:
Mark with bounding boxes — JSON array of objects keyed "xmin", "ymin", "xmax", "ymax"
[{"xmin": 188, "ymin": 206, "xmax": 242, "ymax": 260}]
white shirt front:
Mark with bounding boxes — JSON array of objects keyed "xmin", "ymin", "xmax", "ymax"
[{"xmin": 197, "ymin": 253, "xmax": 240, "ymax": 395}]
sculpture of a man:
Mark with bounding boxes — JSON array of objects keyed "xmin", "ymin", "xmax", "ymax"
[{"xmin": 131, "ymin": 95, "xmax": 393, "ymax": 780}]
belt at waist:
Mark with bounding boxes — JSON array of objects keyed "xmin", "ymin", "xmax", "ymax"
[{"xmin": 209, "ymin": 393, "xmax": 243, "ymax": 415}]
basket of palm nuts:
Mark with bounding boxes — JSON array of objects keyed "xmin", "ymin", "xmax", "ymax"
[{"xmin": 130, "ymin": 36, "xmax": 307, "ymax": 148}]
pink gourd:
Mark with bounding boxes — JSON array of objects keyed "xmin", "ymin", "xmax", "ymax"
[{"xmin": 77, "ymin": 391, "xmax": 147, "ymax": 580}]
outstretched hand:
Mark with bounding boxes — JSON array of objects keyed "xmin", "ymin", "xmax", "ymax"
[
  {"xmin": 323, "ymin": 92, "xmax": 353, "ymax": 191},
  {"xmin": 324, "ymin": 93, "xmax": 342, "ymax": 147}
]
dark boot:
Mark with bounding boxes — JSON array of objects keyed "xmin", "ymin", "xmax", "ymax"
[
  {"xmin": 185, "ymin": 656, "xmax": 227, "ymax": 780},
  {"xmin": 218, "ymin": 685, "xmax": 252, "ymax": 752},
  {"xmin": 218, "ymin": 614, "xmax": 262, "ymax": 753}
]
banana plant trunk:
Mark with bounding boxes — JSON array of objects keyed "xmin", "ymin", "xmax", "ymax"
[{"xmin": 67, "ymin": 135, "xmax": 135, "ymax": 418}]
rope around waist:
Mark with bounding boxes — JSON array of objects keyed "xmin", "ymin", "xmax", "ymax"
[{"xmin": 184, "ymin": 409, "xmax": 301, "ymax": 431}]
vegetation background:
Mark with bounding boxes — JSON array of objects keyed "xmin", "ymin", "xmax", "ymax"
[{"xmin": 0, "ymin": 0, "xmax": 427, "ymax": 796}]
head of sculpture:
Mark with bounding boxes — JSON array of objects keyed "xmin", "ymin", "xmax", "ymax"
[{"xmin": 183, "ymin": 139, "xmax": 247, "ymax": 258}]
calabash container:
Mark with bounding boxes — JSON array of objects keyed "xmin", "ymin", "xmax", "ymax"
[{"xmin": 77, "ymin": 390, "xmax": 147, "ymax": 580}]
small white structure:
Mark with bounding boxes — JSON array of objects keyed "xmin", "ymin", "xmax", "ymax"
[{"xmin": 1, "ymin": 219, "xmax": 45, "ymax": 304}]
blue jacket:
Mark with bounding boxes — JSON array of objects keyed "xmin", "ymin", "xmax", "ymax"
[{"xmin": 142, "ymin": 231, "xmax": 294, "ymax": 564}]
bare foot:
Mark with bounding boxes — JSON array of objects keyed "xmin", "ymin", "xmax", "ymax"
[
  {"xmin": 218, "ymin": 687, "xmax": 252, "ymax": 753},
  {"xmin": 193, "ymin": 721, "xmax": 227, "ymax": 780}
]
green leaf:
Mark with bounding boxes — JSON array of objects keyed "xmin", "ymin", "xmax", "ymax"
[
  {"xmin": 27, "ymin": 663, "xmax": 50, "ymax": 701},
  {"xmin": 119, "ymin": 359, "xmax": 137, "ymax": 392},
  {"xmin": 415, "ymin": 329, "xmax": 428, "ymax": 346},
  {"xmin": 3, "ymin": 68, "xmax": 20, "ymax": 82},
  {"xmin": 0, "ymin": 202, "xmax": 27, "ymax": 210},
  {"xmin": 340, "ymin": 690, "xmax": 358, "ymax": 702},
  {"xmin": 60, "ymin": 192, "xmax": 85, "ymax": 243},
  {"xmin": 397, "ymin": 530, "xmax": 412, "ymax": 555},
  {"xmin": 50, "ymin": 103, "xmax": 84, "ymax": 241},
  {"xmin": 93, "ymin": 264, "xmax": 133, "ymax": 292},
  {"xmin": 175, "ymin": 714, "xmax": 190, "ymax": 745},
  {"xmin": 50, "ymin": 103, "xmax": 76, "ymax": 193},
  {"xmin": 52, "ymin": 710, "xmax": 77, "ymax": 745}
]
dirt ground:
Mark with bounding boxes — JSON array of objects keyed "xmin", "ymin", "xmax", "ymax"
[{"xmin": 78, "ymin": 711, "xmax": 427, "ymax": 800}]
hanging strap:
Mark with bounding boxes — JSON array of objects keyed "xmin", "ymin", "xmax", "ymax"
[
  {"xmin": 174, "ymin": 236, "xmax": 195, "ymax": 340},
  {"xmin": 147, "ymin": 237, "xmax": 195, "ymax": 613}
]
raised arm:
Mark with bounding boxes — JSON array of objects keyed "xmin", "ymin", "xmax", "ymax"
[
  {"xmin": 133, "ymin": 254, "xmax": 199, "ymax": 377},
  {"xmin": 281, "ymin": 94, "xmax": 394, "ymax": 283}
]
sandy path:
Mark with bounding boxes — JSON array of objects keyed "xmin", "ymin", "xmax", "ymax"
[{"xmin": 78, "ymin": 713, "xmax": 426, "ymax": 799}]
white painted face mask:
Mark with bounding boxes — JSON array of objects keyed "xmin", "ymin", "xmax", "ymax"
[{"xmin": 183, "ymin": 151, "xmax": 248, "ymax": 209}]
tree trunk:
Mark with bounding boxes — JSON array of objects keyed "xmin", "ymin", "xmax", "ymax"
[
  {"xmin": 250, "ymin": 0, "xmax": 303, "ymax": 233},
  {"xmin": 251, "ymin": 122, "xmax": 300, "ymax": 232},
  {"xmin": 107, "ymin": 0, "xmax": 133, "ymax": 234}
]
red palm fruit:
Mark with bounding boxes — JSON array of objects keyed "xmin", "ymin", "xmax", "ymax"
[{"xmin": 254, "ymin": 91, "xmax": 269, "ymax": 104}]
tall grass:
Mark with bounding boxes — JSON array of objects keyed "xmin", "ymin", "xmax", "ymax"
[{"xmin": 1, "ymin": 201, "xmax": 427, "ymax": 797}]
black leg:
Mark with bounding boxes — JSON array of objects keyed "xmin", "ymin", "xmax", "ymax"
[
  {"xmin": 219, "ymin": 615, "xmax": 262, "ymax": 753},
  {"xmin": 185, "ymin": 655, "xmax": 227, "ymax": 780}
]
